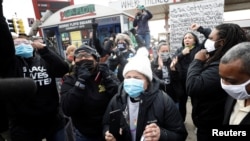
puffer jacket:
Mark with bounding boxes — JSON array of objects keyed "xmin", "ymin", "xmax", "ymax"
[{"xmin": 103, "ymin": 77, "xmax": 187, "ymax": 141}]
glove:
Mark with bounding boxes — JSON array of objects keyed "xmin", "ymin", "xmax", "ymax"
[
  {"xmin": 111, "ymin": 33, "xmax": 116, "ymax": 40},
  {"xmin": 115, "ymin": 51, "xmax": 127, "ymax": 65},
  {"xmin": 98, "ymin": 63, "xmax": 111, "ymax": 79},
  {"xmin": 76, "ymin": 64, "xmax": 92, "ymax": 83},
  {"xmin": 113, "ymin": 49, "xmax": 123, "ymax": 59}
]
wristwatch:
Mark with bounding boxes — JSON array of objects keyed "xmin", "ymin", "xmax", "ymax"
[{"xmin": 75, "ymin": 81, "xmax": 85, "ymax": 90}]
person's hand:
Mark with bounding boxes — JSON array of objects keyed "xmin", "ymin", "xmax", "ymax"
[
  {"xmin": 190, "ymin": 23, "xmax": 200, "ymax": 31},
  {"xmin": 31, "ymin": 41, "xmax": 46, "ymax": 50},
  {"xmin": 182, "ymin": 47, "xmax": 190, "ymax": 55},
  {"xmin": 135, "ymin": 12, "xmax": 141, "ymax": 19},
  {"xmin": 194, "ymin": 49, "xmax": 209, "ymax": 62},
  {"xmin": 105, "ymin": 131, "xmax": 116, "ymax": 141},
  {"xmin": 143, "ymin": 123, "xmax": 160, "ymax": 141},
  {"xmin": 98, "ymin": 63, "xmax": 111, "ymax": 79},
  {"xmin": 115, "ymin": 51, "xmax": 127, "ymax": 64},
  {"xmin": 170, "ymin": 56, "xmax": 178, "ymax": 71},
  {"xmin": 77, "ymin": 63, "xmax": 92, "ymax": 82},
  {"xmin": 113, "ymin": 49, "xmax": 123, "ymax": 58},
  {"xmin": 110, "ymin": 33, "xmax": 116, "ymax": 42},
  {"xmin": 157, "ymin": 55, "xmax": 163, "ymax": 70}
]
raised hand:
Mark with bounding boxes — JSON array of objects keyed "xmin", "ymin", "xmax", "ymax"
[{"xmin": 190, "ymin": 23, "xmax": 201, "ymax": 31}]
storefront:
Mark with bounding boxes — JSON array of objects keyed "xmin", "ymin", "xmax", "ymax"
[{"xmin": 40, "ymin": 4, "xmax": 133, "ymax": 57}]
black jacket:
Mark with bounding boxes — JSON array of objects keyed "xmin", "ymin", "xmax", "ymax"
[
  {"xmin": 186, "ymin": 59, "xmax": 227, "ymax": 128},
  {"xmin": 0, "ymin": 3, "xmax": 69, "ymax": 131},
  {"xmin": 0, "ymin": 2, "xmax": 12, "ymax": 132},
  {"xmin": 133, "ymin": 10, "xmax": 153, "ymax": 35},
  {"xmin": 103, "ymin": 77, "xmax": 187, "ymax": 141},
  {"xmin": 151, "ymin": 58, "xmax": 184, "ymax": 102},
  {"xmin": 108, "ymin": 50, "xmax": 134, "ymax": 82},
  {"xmin": 175, "ymin": 45, "xmax": 202, "ymax": 85},
  {"xmin": 223, "ymin": 96, "xmax": 250, "ymax": 125},
  {"xmin": 6, "ymin": 50, "xmax": 69, "ymax": 126},
  {"xmin": 60, "ymin": 67, "xmax": 120, "ymax": 137},
  {"xmin": 174, "ymin": 27, "xmax": 211, "ymax": 86}
]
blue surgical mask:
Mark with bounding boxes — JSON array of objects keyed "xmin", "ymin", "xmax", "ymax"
[
  {"xmin": 15, "ymin": 43, "xmax": 34, "ymax": 58},
  {"xmin": 123, "ymin": 78, "xmax": 144, "ymax": 98}
]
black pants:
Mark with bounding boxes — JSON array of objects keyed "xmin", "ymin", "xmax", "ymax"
[
  {"xmin": 197, "ymin": 127, "xmax": 212, "ymax": 141},
  {"xmin": 9, "ymin": 115, "xmax": 65, "ymax": 141},
  {"xmin": 178, "ymin": 93, "xmax": 188, "ymax": 122}
]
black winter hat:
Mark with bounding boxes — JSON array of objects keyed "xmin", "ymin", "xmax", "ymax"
[{"xmin": 74, "ymin": 44, "xmax": 100, "ymax": 61}]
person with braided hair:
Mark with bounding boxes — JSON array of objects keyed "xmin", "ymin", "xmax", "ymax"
[{"xmin": 185, "ymin": 23, "xmax": 247, "ymax": 141}]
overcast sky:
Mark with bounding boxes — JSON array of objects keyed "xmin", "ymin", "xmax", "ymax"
[{"xmin": 2, "ymin": 0, "xmax": 249, "ymax": 37}]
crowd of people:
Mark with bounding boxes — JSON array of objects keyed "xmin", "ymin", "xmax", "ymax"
[{"xmin": 1, "ymin": 1, "xmax": 250, "ymax": 141}]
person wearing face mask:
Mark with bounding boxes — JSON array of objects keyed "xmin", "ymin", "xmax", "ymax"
[
  {"xmin": 108, "ymin": 33, "xmax": 135, "ymax": 82},
  {"xmin": 151, "ymin": 42, "xmax": 183, "ymax": 108},
  {"xmin": 60, "ymin": 44, "xmax": 120, "ymax": 141},
  {"xmin": 4, "ymin": 39, "xmax": 69, "ymax": 141},
  {"xmin": 103, "ymin": 47, "xmax": 187, "ymax": 141},
  {"xmin": 219, "ymin": 42, "xmax": 250, "ymax": 125},
  {"xmin": 185, "ymin": 23, "xmax": 247, "ymax": 141},
  {"xmin": 0, "ymin": 1, "xmax": 70, "ymax": 140}
]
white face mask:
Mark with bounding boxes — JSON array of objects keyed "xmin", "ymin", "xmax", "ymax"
[
  {"xmin": 204, "ymin": 39, "xmax": 216, "ymax": 53},
  {"xmin": 221, "ymin": 79, "xmax": 250, "ymax": 100}
]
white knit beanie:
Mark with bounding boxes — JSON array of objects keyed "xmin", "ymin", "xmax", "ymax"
[{"xmin": 123, "ymin": 47, "xmax": 152, "ymax": 81}]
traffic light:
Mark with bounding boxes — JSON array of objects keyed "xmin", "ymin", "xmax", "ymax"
[
  {"xmin": 16, "ymin": 19, "xmax": 25, "ymax": 34},
  {"xmin": 7, "ymin": 18, "xmax": 16, "ymax": 33}
]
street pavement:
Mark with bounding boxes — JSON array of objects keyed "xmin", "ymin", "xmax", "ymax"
[{"xmin": 185, "ymin": 97, "xmax": 196, "ymax": 141}]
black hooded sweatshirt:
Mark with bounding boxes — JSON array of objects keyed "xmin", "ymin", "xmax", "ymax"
[
  {"xmin": 0, "ymin": 2, "xmax": 69, "ymax": 130},
  {"xmin": 60, "ymin": 66, "xmax": 120, "ymax": 137}
]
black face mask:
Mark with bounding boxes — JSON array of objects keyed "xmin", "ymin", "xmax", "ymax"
[
  {"xmin": 75, "ymin": 60, "xmax": 95, "ymax": 72},
  {"xmin": 117, "ymin": 43, "xmax": 127, "ymax": 52}
]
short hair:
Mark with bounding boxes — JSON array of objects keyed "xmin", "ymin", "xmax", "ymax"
[{"xmin": 220, "ymin": 42, "xmax": 250, "ymax": 75}]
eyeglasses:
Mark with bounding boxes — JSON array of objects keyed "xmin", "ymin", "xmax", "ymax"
[{"xmin": 75, "ymin": 53, "xmax": 92, "ymax": 59}]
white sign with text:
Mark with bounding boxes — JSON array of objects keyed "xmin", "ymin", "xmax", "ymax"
[{"xmin": 169, "ymin": 0, "xmax": 224, "ymax": 51}]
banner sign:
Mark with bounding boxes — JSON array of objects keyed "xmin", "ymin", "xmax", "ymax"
[{"xmin": 169, "ymin": 0, "xmax": 224, "ymax": 51}]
